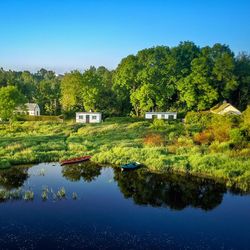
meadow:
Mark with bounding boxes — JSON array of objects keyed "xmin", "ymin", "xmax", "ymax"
[{"xmin": 0, "ymin": 112, "xmax": 250, "ymax": 191}]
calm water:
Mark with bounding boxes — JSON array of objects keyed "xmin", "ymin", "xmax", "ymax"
[{"xmin": 0, "ymin": 163, "xmax": 250, "ymax": 250}]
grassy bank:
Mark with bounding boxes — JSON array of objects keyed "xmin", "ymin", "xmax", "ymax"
[{"xmin": 0, "ymin": 116, "xmax": 250, "ymax": 191}]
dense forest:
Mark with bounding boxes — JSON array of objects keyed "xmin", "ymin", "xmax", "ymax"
[{"xmin": 0, "ymin": 41, "xmax": 250, "ymax": 119}]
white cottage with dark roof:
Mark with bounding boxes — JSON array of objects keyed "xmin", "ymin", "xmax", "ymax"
[
  {"xmin": 16, "ymin": 103, "xmax": 40, "ymax": 116},
  {"xmin": 76, "ymin": 112, "xmax": 102, "ymax": 123},
  {"xmin": 145, "ymin": 111, "xmax": 177, "ymax": 120}
]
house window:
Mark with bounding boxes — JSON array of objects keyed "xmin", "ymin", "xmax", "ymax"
[
  {"xmin": 79, "ymin": 115, "xmax": 83, "ymax": 120},
  {"xmin": 92, "ymin": 115, "xmax": 97, "ymax": 120},
  {"xmin": 161, "ymin": 114, "xmax": 165, "ymax": 119},
  {"xmin": 168, "ymin": 115, "xmax": 174, "ymax": 120}
]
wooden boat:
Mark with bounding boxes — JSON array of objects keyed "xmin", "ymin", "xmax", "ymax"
[
  {"xmin": 120, "ymin": 162, "xmax": 141, "ymax": 171},
  {"xmin": 60, "ymin": 156, "xmax": 92, "ymax": 165}
]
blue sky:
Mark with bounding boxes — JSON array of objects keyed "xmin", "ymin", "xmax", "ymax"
[{"xmin": 0, "ymin": 0, "xmax": 250, "ymax": 73}]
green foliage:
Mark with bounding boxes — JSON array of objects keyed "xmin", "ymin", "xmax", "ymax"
[
  {"xmin": 177, "ymin": 56, "xmax": 218, "ymax": 110},
  {"xmin": 114, "ymin": 46, "xmax": 177, "ymax": 116},
  {"xmin": 17, "ymin": 115, "xmax": 63, "ymax": 122},
  {"xmin": 1, "ymin": 42, "xmax": 249, "ymax": 116},
  {"xmin": 61, "ymin": 71, "xmax": 83, "ymax": 111},
  {"xmin": 150, "ymin": 119, "xmax": 167, "ymax": 130},
  {"xmin": 185, "ymin": 112, "xmax": 213, "ymax": 133},
  {"xmin": 242, "ymin": 105, "xmax": 250, "ymax": 128},
  {"xmin": 0, "ymin": 86, "xmax": 26, "ymax": 121},
  {"xmin": 233, "ymin": 53, "xmax": 250, "ymax": 110}
]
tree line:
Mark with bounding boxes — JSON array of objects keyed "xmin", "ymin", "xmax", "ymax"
[{"xmin": 0, "ymin": 41, "xmax": 250, "ymax": 119}]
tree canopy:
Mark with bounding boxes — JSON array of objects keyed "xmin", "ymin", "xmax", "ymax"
[
  {"xmin": 0, "ymin": 86, "xmax": 26, "ymax": 121},
  {"xmin": 0, "ymin": 41, "xmax": 249, "ymax": 117}
]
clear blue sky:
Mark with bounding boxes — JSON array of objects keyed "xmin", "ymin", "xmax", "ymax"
[{"xmin": 0, "ymin": 0, "xmax": 250, "ymax": 73}]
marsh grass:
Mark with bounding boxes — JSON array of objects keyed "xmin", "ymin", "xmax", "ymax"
[
  {"xmin": 23, "ymin": 190, "xmax": 34, "ymax": 201},
  {"xmin": 0, "ymin": 188, "xmax": 22, "ymax": 201},
  {"xmin": 57, "ymin": 187, "xmax": 66, "ymax": 199},
  {"xmin": 0, "ymin": 118, "xmax": 250, "ymax": 191},
  {"xmin": 41, "ymin": 190, "xmax": 48, "ymax": 200}
]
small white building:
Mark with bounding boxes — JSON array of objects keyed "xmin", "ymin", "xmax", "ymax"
[
  {"xmin": 16, "ymin": 103, "xmax": 40, "ymax": 116},
  {"xmin": 76, "ymin": 112, "xmax": 102, "ymax": 123},
  {"xmin": 145, "ymin": 112, "xmax": 177, "ymax": 120}
]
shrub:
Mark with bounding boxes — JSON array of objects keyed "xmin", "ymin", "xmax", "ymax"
[
  {"xmin": 242, "ymin": 105, "xmax": 250, "ymax": 127},
  {"xmin": 17, "ymin": 115, "xmax": 63, "ymax": 122},
  {"xmin": 104, "ymin": 116, "xmax": 144, "ymax": 123},
  {"xmin": 209, "ymin": 115, "xmax": 232, "ymax": 142},
  {"xmin": 193, "ymin": 130, "xmax": 214, "ymax": 145},
  {"xmin": 150, "ymin": 119, "xmax": 167, "ymax": 130},
  {"xmin": 185, "ymin": 111, "xmax": 213, "ymax": 133},
  {"xmin": 0, "ymin": 159, "xmax": 11, "ymax": 168},
  {"xmin": 143, "ymin": 133, "xmax": 165, "ymax": 147},
  {"xmin": 209, "ymin": 141, "xmax": 231, "ymax": 153}
]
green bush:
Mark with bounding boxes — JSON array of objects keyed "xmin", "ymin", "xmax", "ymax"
[
  {"xmin": 150, "ymin": 119, "xmax": 167, "ymax": 130},
  {"xmin": 17, "ymin": 115, "xmax": 63, "ymax": 122},
  {"xmin": 185, "ymin": 111, "xmax": 213, "ymax": 133},
  {"xmin": 104, "ymin": 116, "xmax": 144, "ymax": 123},
  {"xmin": 0, "ymin": 159, "xmax": 11, "ymax": 168}
]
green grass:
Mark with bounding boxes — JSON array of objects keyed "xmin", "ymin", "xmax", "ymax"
[{"xmin": 0, "ymin": 119, "xmax": 249, "ymax": 191}]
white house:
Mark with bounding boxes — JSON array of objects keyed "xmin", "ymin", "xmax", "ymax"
[
  {"xmin": 145, "ymin": 111, "xmax": 177, "ymax": 120},
  {"xmin": 76, "ymin": 112, "xmax": 102, "ymax": 123},
  {"xmin": 16, "ymin": 103, "xmax": 40, "ymax": 116}
]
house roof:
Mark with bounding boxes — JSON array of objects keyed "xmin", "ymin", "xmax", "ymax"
[
  {"xmin": 145, "ymin": 111, "xmax": 177, "ymax": 115},
  {"xmin": 26, "ymin": 103, "xmax": 38, "ymax": 111},
  {"xmin": 76, "ymin": 112, "xmax": 101, "ymax": 115},
  {"xmin": 210, "ymin": 102, "xmax": 241, "ymax": 114},
  {"xmin": 16, "ymin": 103, "xmax": 39, "ymax": 112}
]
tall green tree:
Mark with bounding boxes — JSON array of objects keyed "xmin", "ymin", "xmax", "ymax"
[
  {"xmin": 177, "ymin": 53, "xmax": 218, "ymax": 110},
  {"xmin": 211, "ymin": 44, "xmax": 238, "ymax": 101},
  {"xmin": 0, "ymin": 86, "xmax": 26, "ymax": 121},
  {"xmin": 61, "ymin": 71, "xmax": 83, "ymax": 112},
  {"xmin": 234, "ymin": 53, "xmax": 250, "ymax": 110},
  {"xmin": 114, "ymin": 46, "xmax": 178, "ymax": 116}
]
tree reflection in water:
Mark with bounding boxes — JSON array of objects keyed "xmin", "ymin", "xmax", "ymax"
[
  {"xmin": 0, "ymin": 163, "xmax": 237, "ymax": 211},
  {"xmin": 113, "ymin": 168, "xmax": 228, "ymax": 211},
  {"xmin": 0, "ymin": 166, "xmax": 29, "ymax": 190},
  {"xmin": 62, "ymin": 162, "xmax": 102, "ymax": 182}
]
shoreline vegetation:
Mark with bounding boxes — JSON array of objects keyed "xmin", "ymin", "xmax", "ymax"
[{"xmin": 1, "ymin": 110, "xmax": 250, "ymax": 192}]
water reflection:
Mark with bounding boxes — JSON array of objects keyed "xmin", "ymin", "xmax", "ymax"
[
  {"xmin": 0, "ymin": 163, "xmax": 238, "ymax": 211},
  {"xmin": 62, "ymin": 162, "xmax": 102, "ymax": 182},
  {"xmin": 113, "ymin": 168, "xmax": 227, "ymax": 211},
  {"xmin": 0, "ymin": 166, "xmax": 29, "ymax": 190}
]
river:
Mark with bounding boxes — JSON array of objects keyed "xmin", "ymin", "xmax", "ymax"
[{"xmin": 0, "ymin": 163, "xmax": 249, "ymax": 249}]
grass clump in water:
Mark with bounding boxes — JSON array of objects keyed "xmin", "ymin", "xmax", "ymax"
[
  {"xmin": 57, "ymin": 187, "xmax": 66, "ymax": 199},
  {"xmin": 41, "ymin": 190, "xmax": 48, "ymax": 200},
  {"xmin": 23, "ymin": 190, "xmax": 34, "ymax": 201}
]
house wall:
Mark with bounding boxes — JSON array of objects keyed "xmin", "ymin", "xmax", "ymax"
[
  {"xmin": 220, "ymin": 106, "xmax": 241, "ymax": 115},
  {"xmin": 145, "ymin": 113, "xmax": 177, "ymax": 120},
  {"xmin": 76, "ymin": 113, "xmax": 102, "ymax": 123},
  {"xmin": 28, "ymin": 106, "xmax": 40, "ymax": 116}
]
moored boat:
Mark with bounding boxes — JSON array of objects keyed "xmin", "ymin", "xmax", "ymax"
[
  {"xmin": 60, "ymin": 156, "xmax": 92, "ymax": 165},
  {"xmin": 120, "ymin": 162, "xmax": 141, "ymax": 171}
]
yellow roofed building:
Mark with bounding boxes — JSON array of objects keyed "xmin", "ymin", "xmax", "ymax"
[{"xmin": 210, "ymin": 102, "xmax": 241, "ymax": 115}]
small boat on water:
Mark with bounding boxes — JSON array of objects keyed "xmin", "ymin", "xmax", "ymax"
[
  {"xmin": 120, "ymin": 162, "xmax": 141, "ymax": 171},
  {"xmin": 60, "ymin": 156, "xmax": 92, "ymax": 165}
]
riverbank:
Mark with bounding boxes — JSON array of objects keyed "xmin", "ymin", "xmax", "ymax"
[{"xmin": 0, "ymin": 117, "xmax": 250, "ymax": 191}]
